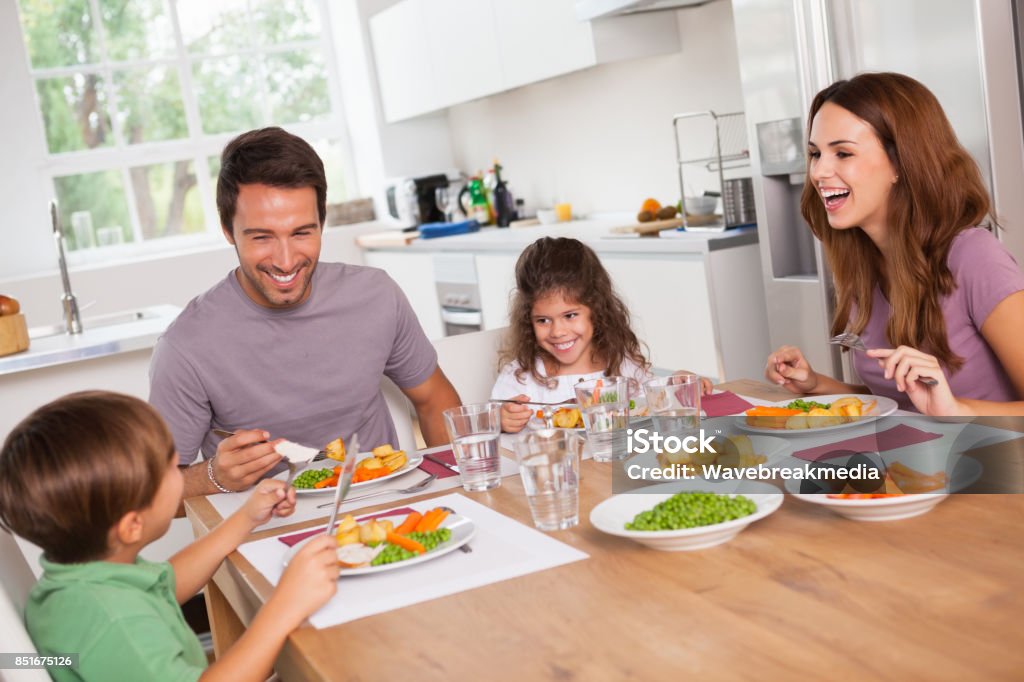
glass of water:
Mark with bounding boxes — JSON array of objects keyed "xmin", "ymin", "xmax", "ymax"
[
  {"xmin": 643, "ymin": 372, "xmax": 702, "ymax": 443},
  {"xmin": 574, "ymin": 377, "xmax": 631, "ymax": 462},
  {"xmin": 443, "ymin": 403, "xmax": 502, "ymax": 492},
  {"xmin": 514, "ymin": 429, "xmax": 583, "ymax": 531}
]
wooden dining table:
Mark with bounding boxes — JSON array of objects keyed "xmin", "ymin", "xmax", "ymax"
[{"xmin": 184, "ymin": 380, "xmax": 1024, "ymax": 681}]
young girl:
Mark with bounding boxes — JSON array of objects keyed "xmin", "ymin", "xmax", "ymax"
[
  {"xmin": 492, "ymin": 237, "xmax": 712, "ymax": 432},
  {"xmin": 0, "ymin": 391, "xmax": 340, "ymax": 682}
]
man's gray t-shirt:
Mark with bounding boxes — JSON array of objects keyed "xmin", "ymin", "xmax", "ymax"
[{"xmin": 149, "ymin": 262, "xmax": 437, "ymax": 464}]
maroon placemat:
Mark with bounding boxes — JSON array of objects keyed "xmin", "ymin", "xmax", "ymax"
[
  {"xmin": 417, "ymin": 448, "xmax": 459, "ymax": 479},
  {"xmin": 702, "ymin": 391, "xmax": 756, "ymax": 417},
  {"xmin": 277, "ymin": 507, "xmax": 416, "ymax": 546},
  {"xmin": 793, "ymin": 424, "xmax": 943, "ymax": 462}
]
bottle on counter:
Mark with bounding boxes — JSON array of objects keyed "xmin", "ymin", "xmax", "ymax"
[
  {"xmin": 464, "ymin": 174, "xmax": 492, "ymax": 226},
  {"xmin": 492, "ymin": 160, "xmax": 515, "ymax": 228}
]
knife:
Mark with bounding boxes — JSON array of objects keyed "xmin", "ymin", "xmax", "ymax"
[
  {"xmin": 422, "ymin": 452, "xmax": 459, "ymax": 474},
  {"xmin": 325, "ymin": 432, "xmax": 359, "ymax": 537}
]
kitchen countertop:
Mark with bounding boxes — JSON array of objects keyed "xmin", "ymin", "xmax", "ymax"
[
  {"xmin": 0, "ymin": 304, "xmax": 180, "ymax": 377},
  {"xmin": 361, "ymin": 219, "xmax": 758, "ymax": 254}
]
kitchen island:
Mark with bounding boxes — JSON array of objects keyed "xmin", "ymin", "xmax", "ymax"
[{"xmin": 360, "ymin": 221, "xmax": 769, "ymax": 383}]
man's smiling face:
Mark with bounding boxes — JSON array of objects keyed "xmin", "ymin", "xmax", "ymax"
[{"xmin": 225, "ymin": 183, "xmax": 322, "ymax": 309}]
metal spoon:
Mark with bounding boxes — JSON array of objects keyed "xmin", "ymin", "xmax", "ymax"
[{"xmin": 829, "ymin": 332, "xmax": 938, "ymax": 386}]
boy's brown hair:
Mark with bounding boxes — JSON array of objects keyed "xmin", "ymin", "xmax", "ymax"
[{"xmin": 0, "ymin": 391, "xmax": 175, "ymax": 563}]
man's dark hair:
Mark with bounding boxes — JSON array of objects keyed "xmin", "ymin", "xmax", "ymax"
[{"xmin": 216, "ymin": 127, "xmax": 327, "ymax": 233}]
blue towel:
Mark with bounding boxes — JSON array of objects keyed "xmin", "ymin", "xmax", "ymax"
[{"xmin": 418, "ymin": 219, "xmax": 481, "ymax": 239}]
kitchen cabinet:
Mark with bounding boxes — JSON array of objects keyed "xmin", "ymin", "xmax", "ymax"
[
  {"xmin": 363, "ymin": 250, "xmax": 444, "ymax": 339},
  {"xmin": 476, "ymin": 252, "xmax": 519, "ymax": 330},
  {"xmin": 370, "ymin": 0, "xmax": 680, "ymax": 123}
]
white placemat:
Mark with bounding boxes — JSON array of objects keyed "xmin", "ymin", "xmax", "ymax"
[
  {"xmin": 237, "ymin": 493, "xmax": 589, "ymax": 628},
  {"xmin": 206, "ymin": 445, "xmax": 519, "ymax": 532}
]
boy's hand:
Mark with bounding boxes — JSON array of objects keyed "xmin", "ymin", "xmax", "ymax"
[
  {"xmin": 274, "ymin": 535, "xmax": 338, "ymax": 625},
  {"xmin": 240, "ymin": 479, "xmax": 297, "ymax": 528},
  {"xmin": 213, "ymin": 429, "xmax": 283, "ymax": 492},
  {"xmin": 699, "ymin": 377, "xmax": 714, "ymax": 395},
  {"xmin": 500, "ymin": 394, "xmax": 532, "ymax": 433}
]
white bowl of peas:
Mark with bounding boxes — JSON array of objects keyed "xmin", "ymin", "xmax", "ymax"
[{"xmin": 589, "ymin": 482, "xmax": 783, "ymax": 551}]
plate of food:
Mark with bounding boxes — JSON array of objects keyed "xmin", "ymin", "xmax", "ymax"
[
  {"xmin": 625, "ymin": 434, "xmax": 792, "ymax": 478},
  {"xmin": 780, "ymin": 453, "xmax": 982, "ymax": 521},
  {"xmin": 589, "ymin": 481, "xmax": 783, "ymax": 551},
  {"xmin": 739, "ymin": 394, "xmax": 897, "ymax": 435},
  {"xmin": 527, "ymin": 398, "xmax": 651, "ymax": 431},
  {"xmin": 283, "ymin": 507, "xmax": 476, "ymax": 575},
  {"xmin": 285, "ymin": 443, "xmax": 423, "ymax": 495}
]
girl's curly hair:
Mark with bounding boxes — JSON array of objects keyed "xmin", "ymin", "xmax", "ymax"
[{"xmin": 498, "ymin": 237, "xmax": 649, "ymax": 387}]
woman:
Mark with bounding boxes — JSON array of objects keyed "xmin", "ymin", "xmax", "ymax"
[{"xmin": 765, "ymin": 72, "xmax": 1024, "ymax": 416}]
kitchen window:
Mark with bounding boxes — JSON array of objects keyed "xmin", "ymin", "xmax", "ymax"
[{"xmin": 16, "ymin": 0, "xmax": 356, "ymax": 262}]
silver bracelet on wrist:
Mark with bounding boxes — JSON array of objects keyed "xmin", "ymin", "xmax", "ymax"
[{"xmin": 207, "ymin": 457, "xmax": 234, "ymax": 494}]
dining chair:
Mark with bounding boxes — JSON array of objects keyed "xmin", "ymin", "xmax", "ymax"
[
  {"xmin": 431, "ymin": 327, "xmax": 507, "ymax": 404},
  {"xmin": 380, "ymin": 327, "xmax": 508, "ymax": 449},
  {"xmin": 0, "ymin": 529, "xmax": 50, "ymax": 681}
]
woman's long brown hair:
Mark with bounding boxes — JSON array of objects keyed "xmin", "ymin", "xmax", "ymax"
[
  {"xmin": 499, "ymin": 237, "xmax": 649, "ymax": 386},
  {"xmin": 800, "ymin": 72, "xmax": 991, "ymax": 372}
]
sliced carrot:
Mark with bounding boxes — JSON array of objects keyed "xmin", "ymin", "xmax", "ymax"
[
  {"xmin": 394, "ymin": 512, "xmax": 422, "ymax": 535},
  {"xmin": 536, "ymin": 409, "xmax": 545, "ymax": 420},
  {"xmin": 418, "ymin": 508, "xmax": 450, "ymax": 532},
  {"xmin": 745, "ymin": 406, "xmax": 801, "ymax": 416},
  {"xmin": 385, "ymin": 531, "xmax": 425, "ymax": 555},
  {"xmin": 414, "ymin": 508, "xmax": 442, "ymax": 533},
  {"xmin": 314, "ymin": 475, "xmax": 338, "ymax": 489},
  {"xmin": 352, "ymin": 467, "xmax": 392, "ymax": 483}
]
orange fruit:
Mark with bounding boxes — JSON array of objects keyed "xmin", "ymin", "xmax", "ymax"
[{"xmin": 640, "ymin": 198, "xmax": 661, "ymax": 214}]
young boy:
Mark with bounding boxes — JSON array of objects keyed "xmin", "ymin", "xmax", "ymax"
[{"xmin": 0, "ymin": 391, "xmax": 339, "ymax": 682}]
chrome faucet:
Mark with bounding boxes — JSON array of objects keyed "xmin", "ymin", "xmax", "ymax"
[{"xmin": 50, "ymin": 199, "xmax": 82, "ymax": 334}]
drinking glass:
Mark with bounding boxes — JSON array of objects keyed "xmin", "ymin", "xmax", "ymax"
[
  {"xmin": 643, "ymin": 372, "xmax": 702, "ymax": 444},
  {"xmin": 96, "ymin": 226, "xmax": 124, "ymax": 246},
  {"xmin": 71, "ymin": 211, "xmax": 95, "ymax": 250},
  {"xmin": 435, "ymin": 186, "xmax": 453, "ymax": 222},
  {"xmin": 574, "ymin": 377, "xmax": 631, "ymax": 462},
  {"xmin": 443, "ymin": 403, "xmax": 502, "ymax": 491},
  {"xmin": 514, "ymin": 429, "xmax": 583, "ymax": 531}
]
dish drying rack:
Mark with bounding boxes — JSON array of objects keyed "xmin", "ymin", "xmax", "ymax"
[{"xmin": 673, "ymin": 111, "xmax": 751, "ymax": 231}]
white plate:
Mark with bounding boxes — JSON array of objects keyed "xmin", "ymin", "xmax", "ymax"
[
  {"xmin": 283, "ymin": 512, "xmax": 476, "ymax": 576},
  {"xmin": 589, "ymin": 481, "xmax": 783, "ymax": 551},
  {"xmin": 737, "ymin": 394, "xmax": 898, "ymax": 436},
  {"xmin": 283, "ymin": 451, "xmax": 424, "ymax": 495},
  {"xmin": 781, "ymin": 455, "xmax": 982, "ymax": 521},
  {"xmin": 623, "ymin": 434, "xmax": 793, "ymax": 477}
]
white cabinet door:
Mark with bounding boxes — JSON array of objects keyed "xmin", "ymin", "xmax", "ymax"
[
  {"xmin": 476, "ymin": 252, "xmax": 519, "ymax": 330},
  {"xmin": 370, "ymin": 0, "xmax": 439, "ymax": 122},
  {"xmin": 491, "ymin": 0, "xmax": 596, "ymax": 89},
  {"xmin": 424, "ymin": 0, "xmax": 504, "ymax": 107},
  {"xmin": 601, "ymin": 255, "xmax": 718, "ymax": 379},
  {"xmin": 363, "ymin": 251, "xmax": 444, "ymax": 340}
]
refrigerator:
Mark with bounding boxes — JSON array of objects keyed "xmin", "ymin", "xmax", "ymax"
[{"xmin": 730, "ymin": 0, "xmax": 1024, "ymax": 381}]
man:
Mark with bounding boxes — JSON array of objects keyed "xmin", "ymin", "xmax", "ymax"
[{"xmin": 150, "ymin": 127, "xmax": 461, "ymax": 497}]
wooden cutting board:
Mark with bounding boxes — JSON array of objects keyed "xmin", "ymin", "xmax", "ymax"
[
  {"xmin": 610, "ymin": 218, "xmax": 685, "ymax": 236},
  {"xmin": 355, "ymin": 230, "xmax": 419, "ymax": 248},
  {"xmin": 0, "ymin": 314, "xmax": 29, "ymax": 357}
]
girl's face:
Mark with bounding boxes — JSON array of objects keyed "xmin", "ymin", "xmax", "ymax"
[
  {"xmin": 531, "ymin": 292, "xmax": 598, "ymax": 374},
  {"xmin": 808, "ymin": 102, "xmax": 898, "ymax": 248}
]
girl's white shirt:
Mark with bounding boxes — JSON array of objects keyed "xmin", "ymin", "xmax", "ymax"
[{"xmin": 490, "ymin": 356, "xmax": 652, "ymax": 404}]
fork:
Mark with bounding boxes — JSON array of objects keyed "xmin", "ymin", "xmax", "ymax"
[
  {"xmin": 315, "ymin": 473, "xmax": 438, "ymax": 509},
  {"xmin": 829, "ymin": 332, "xmax": 938, "ymax": 386}
]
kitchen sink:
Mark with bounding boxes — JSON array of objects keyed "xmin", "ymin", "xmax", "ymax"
[{"xmin": 28, "ymin": 307, "xmax": 167, "ymax": 340}]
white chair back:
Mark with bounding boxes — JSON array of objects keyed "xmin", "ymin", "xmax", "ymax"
[
  {"xmin": 0, "ymin": 530, "xmax": 50, "ymax": 681},
  {"xmin": 432, "ymin": 327, "xmax": 507, "ymax": 405},
  {"xmin": 379, "ymin": 328, "xmax": 507, "ymax": 449}
]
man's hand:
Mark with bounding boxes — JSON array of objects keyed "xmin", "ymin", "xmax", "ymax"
[
  {"xmin": 500, "ymin": 394, "xmax": 533, "ymax": 433},
  {"xmin": 212, "ymin": 429, "xmax": 283, "ymax": 492},
  {"xmin": 765, "ymin": 345, "xmax": 820, "ymax": 394}
]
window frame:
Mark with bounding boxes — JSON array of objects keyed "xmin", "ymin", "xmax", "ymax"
[{"xmin": 18, "ymin": 0, "xmax": 357, "ymax": 266}]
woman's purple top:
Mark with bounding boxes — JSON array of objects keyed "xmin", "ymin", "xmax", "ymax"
[{"xmin": 852, "ymin": 228, "xmax": 1024, "ymax": 410}]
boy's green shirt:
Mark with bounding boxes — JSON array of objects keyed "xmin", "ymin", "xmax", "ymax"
[{"xmin": 26, "ymin": 555, "xmax": 207, "ymax": 682}]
